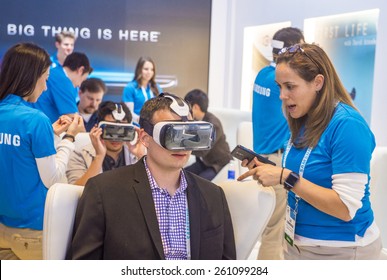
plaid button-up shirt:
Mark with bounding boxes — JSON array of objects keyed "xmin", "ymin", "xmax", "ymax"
[{"xmin": 144, "ymin": 158, "xmax": 190, "ymax": 260}]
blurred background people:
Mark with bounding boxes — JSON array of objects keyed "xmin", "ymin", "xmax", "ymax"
[
  {"xmin": 122, "ymin": 56, "xmax": 161, "ymax": 124},
  {"xmin": 66, "ymin": 101, "xmax": 146, "ymax": 186},
  {"xmin": 184, "ymin": 89, "xmax": 232, "ymax": 181},
  {"xmin": 0, "ymin": 43, "xmax": 84, "ymax": 260},
  {"xmin": 50, "ymin": 31, "xmax": 76, "ymax": 69},
  {"xmin": 32, "ymin": 52, "xmax": 93, "ymax": 123},
  {"xmin": 77, "ymin": 78, "xmax": 106, "ymax": 132},
  {"xmin": 251, "ymin": 27, "xmax": 305, "ymax": 260}
]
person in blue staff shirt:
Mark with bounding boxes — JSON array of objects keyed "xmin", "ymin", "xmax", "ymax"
[
  {"xmin": 122, "ymin": 56, "xmax": 162, "ymax": 124},
  {"xmin": 0, "ymin": 43, "xmax": 84, "ymax": 260},
  {"xmin": 239, "ymin": 43, "xmax": 382, "ymax": 260},
  {"xmin": 32, "ymin": 52, "xmax": 93, "ymax": 123},
  {"xmin": 50, "ymin": 31, "xmax": 76, "ymax": 69}
]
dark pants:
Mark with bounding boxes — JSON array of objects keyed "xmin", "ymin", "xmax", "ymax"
[{"xmin": 185, "ymin": 158, "xmax": 217, "ymax": 181}]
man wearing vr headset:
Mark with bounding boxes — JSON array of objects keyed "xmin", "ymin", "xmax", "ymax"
[
  {"xmin": 68, "ymin": 93, "xmax": 236, "ymax": 260},
  {"xmin": 66, "ymin": 101, "xmax": 146, "ymax": 186}
]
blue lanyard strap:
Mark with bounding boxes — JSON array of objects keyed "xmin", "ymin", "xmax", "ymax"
[
  {"xmin": 283, "ymin": 140, "xmax": 313, "ymax": 208},
  {"xmin": 283, "ymin": 140, "xmax": 313, "ymax": 177}
]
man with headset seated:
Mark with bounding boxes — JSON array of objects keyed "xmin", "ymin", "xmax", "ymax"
[
  {"xmin": 66, "ymin": 101, "xmax": 146, "ymax": 186},
  {"xmin": 67, "ymin": 93, "xmax": 236, "ymax": 260}
]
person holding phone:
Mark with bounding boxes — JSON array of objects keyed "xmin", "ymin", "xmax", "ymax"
[
  {"xmin": 66, "ymin": 101, "xmax": 146, "ymax": 186},
  {"xmin": 239, "ymin": 43, "xmax": 381, "ymax": 259}
]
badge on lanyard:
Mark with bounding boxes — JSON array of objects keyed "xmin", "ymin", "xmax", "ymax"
[
  {"xmin": 282, "ymin": 142, "xmax": 312, "ymax": 247},
  {"xmin": 285, "ymin": 204, "xmax": 297, "ymax": 246}
]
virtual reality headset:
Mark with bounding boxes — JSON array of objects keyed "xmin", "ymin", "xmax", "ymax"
[
  {"xmin": 98, "ymin": 121, "xmax": 136, "ymax": 142},
  {"xmin": 152, "ymin": 121, "xmax": 214, "ymax": 151},
  {"xmin": 141, "ymin": 93, "xmax": 215, "ymax": 151}
]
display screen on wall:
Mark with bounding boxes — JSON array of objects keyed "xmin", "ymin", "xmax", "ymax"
[
  {"xmin": 0, "ymin": 0, "xmax": 212, "ymax": 100},
  {"xmin": 304, "ymin": 9, "xmax": 379, "ymax": 124}
]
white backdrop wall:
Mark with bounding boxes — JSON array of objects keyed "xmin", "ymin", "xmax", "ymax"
[{"xmin": 209, "ymin": 0, "xmax": 387, "ymax": 146}]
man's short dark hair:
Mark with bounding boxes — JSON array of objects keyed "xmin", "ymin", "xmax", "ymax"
[
  {"xmin": 80, "ymin": 78, "xmax": 107, "ymax": 94},
  {"xmin": 272, "ymin": 27, "xmax": 304, "ymax": 55},
  {"xmin": 184, "ymin": 89, "xmax": 208, "ymax": 113},
  {"xmin": 63, "ymin": 52, "xmax": 93, "ymax": 74},
  {"xmin": 97, "ymin": 101, "xmax": 132, "ymax": 123},
  {"xmin": 139, "ymin": 92, "xmax": 185, "ymax": 128}
]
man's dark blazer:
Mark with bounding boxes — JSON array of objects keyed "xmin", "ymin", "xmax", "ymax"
[{"xmin": 67, "ymin": 159, "xmax": 236, "ymax": 260}]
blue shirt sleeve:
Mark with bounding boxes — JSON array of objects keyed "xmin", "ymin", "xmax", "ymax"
[
  {"xmin": 49, "ymin": 71, "xmax": 78, "ymax": 115},
  {"xmin": 122, "ymin": 82, "xmax": 135, "ymax": 102},
  {"xmin": 331, "ymin": 114, "xmax": 375, "ymax": 175}
]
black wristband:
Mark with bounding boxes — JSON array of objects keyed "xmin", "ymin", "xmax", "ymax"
[
  {"xmin": 280, "ymin": 167, "xmax": 285, "ymax": 184},
  {"xmin": 62, "ymin": 134, "xmax": 75, "ymax": 142}
]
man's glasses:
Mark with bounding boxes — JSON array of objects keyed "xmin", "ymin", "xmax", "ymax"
[{"xmin": 278, "ymin": 44, "xmax": 321, "ymax": 73}]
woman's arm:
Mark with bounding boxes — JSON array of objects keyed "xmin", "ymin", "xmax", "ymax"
[
  {"xmin": 36, "ymin": 138, "xmax": 75, "ymax": 187},
  {"xmin": 238, "ymin": 160, "xmax": 366, "ymax": 222}
]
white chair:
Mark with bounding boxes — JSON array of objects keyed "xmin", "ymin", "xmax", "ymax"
[
  {"xmin": 369, "ymin": 146, "xmax": 387, "ymax": 258},
  {"xmin": 211, "ymin": 163, "xmax": 239, "ymax": 184},
  {"xmin": 42, "ymin": 183, "xmax": 84, "ymax": 260},
  {"xmin": 236, "ymin": 121, "xmax": 253, "ymax": 176},
  {"xmin": 217, "ymin": 180, "xmax": 275, "ymax": 260},
  {"xmin": 208, "ymin": 107, "xmax": 251, "ymax": 150},
  {"xmin": 212, "ymin": 121, "xmax": 254, "ymax": 184},
  {"xmin": 237, "ymin": 121, "xmax": 253, "ymax": 149}
]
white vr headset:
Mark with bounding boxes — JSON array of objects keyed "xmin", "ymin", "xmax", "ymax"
[
  {"xmin": 98, "ymin": 104, "xmax": 136, "ymax": 142},
  {"xmin": 98, "ymin": 122, "xmax": 136, "ymax": 142},
  {"xmin": 142, "ymin": 93, "xmax": 215, "ymax": 151}
]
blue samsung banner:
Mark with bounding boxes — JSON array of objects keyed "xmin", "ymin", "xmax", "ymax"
[
  {"xmin": 0, "ymin": 0, "xmax": 212, "ymax": 100},
  {"xmin": 304, "ymin": 9, "xmax": 379, "ymax": 124}
]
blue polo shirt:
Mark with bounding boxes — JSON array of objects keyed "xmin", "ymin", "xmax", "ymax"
[
  {"xmin": 122, "ymin": 80, "xmax": 161, "ymax": 115},
  {"xmin": 50, "ymin": 52, "xmax": 60, "ymax": 69},
  {"xmin": 286, "ymin": 103, "xmax": 375, "ymax": 241},
  {"xmin": 32, "ymin": 66, "xmax": 78, "ymax": 123},
  {"xmin": 252, "ymin": 64, "xmax": 289, "ymax": 154},
  {"xmin": 0, "ymin": 94, "xmax": 56, "ymax": 230}
]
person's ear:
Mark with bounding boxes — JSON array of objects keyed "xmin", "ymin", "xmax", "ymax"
[
  {"xmin": 314, "ymin": 74, "xmax": 324, "ymax": 92},
  {"xmin": 77, "ymin": 66, "xmax": 85, "ymax": 76},
  {"xmin": 139, "ymin": 129, "xmax": 150, "ymax": 148}
]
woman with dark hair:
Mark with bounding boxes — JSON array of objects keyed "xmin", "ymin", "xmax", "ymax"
[
  {"xmin": 0, "ymin": 43, "xmax": 84, "ymax": 260},
  {"xmin": 122, "ymin": 56, "xmax": 162, "ymax": 123},
  {"xmin": 239, "ymin": 43, "xmax": 381, "ymax": 259}
]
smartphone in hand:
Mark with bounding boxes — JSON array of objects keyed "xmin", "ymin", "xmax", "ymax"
[{"xmin": 231, "ymin": 145, "xmax": 276, "ymax": 166}]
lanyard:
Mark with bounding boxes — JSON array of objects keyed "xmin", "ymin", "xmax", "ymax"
[
  {"xmin": 141, "ymin": 86, "xmax": 154, "ymax": 101},
  {"xmin": 283, "ymin": 140, "xmax": 313, "ymax": 246},
  {"xmin": 283, "ymin": 140, "xmax": 312, "ymax": 177},
  {"xmin": 283, "ymin": 140, "xmax": 313, "ymax": 210},
  {"xmin": 141, "ymin": 87, "xmax": 148, "ymax": 101},
  {"xmin": 185, "ymin": 205, "xmax": 191, "ymax": 260}
]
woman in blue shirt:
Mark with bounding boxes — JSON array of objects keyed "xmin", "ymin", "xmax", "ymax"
[
  {"xmin": 238, "ymin": 43, "xmax": 382, "ymax": 259},
  {"xmin": 0, "ymin": 43, "xmax": 84, "ymax": 260},
  {"xmin": 122, "ymin": 56, "xmax": 161, "ymax": 124}
]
